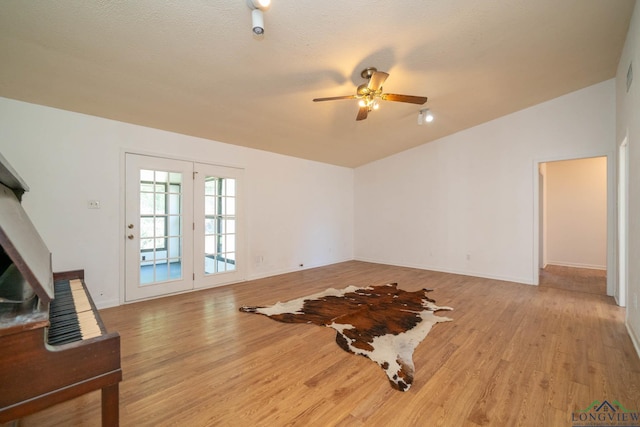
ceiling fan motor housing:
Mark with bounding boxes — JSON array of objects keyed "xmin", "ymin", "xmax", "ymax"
[
  {"xmin": 361, "ymin": 67, "xmax": 378, "ymax": 79},
  {"xmin": 357, "ymin": 84, "xmax": 370, "ymax": 96}
]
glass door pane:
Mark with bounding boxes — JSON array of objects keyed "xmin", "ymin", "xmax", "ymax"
[
  {"xmin": 139, "ymin": 169, "xmax": 184, "ymax": 285},
  {"xmin": 204, "ymin": 176, "xmax": 236, "ymax": 274}
]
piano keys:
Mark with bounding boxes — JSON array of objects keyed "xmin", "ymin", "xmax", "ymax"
[
  {"xmin": 0, "ymin": 152, "xmax": 122, "ymax": 426},
  {"xmin": 48, "ymin": 278, "xmax": 103, "ymax": 345}
]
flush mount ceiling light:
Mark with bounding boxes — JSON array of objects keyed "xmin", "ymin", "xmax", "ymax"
[
  {"xmin": 247, "ymin": 0, "xmax": 271, "ymax": 35},
  {"xmin": 417, "ymin": 108, "xmax": 434, "ymax": 125},
  {"xmin": 247, "ymin": 0, "xmax": 270, "ymax": 9}
]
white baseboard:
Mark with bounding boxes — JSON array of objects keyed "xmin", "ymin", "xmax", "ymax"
[
  {"xmin": 95, "ymin": 298, "xmax": 120, "ymax": 310},
  {"xmin": 247, "ymin": 257, "xmax": 353, "ymax": 282},
  {"xmin": 545, "ymin": 261, "xmax": 607, "ymax": 270},
  {"xmin": 353, "ymin": 256, "xmax": 535, "ymax": 285}
]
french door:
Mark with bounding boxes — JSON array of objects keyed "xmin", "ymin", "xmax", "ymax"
[
  {"xmin": 193, "ymin": 162, "xmax": 244, "ymax": 289},
  {"xmin": 125, "ymin": 154, "xmax": 243, "ymax": 302}
]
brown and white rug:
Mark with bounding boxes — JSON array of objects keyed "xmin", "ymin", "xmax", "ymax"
[{"xmin": 239, "ymin": 283, "xmax": 453, "ymax": 391}]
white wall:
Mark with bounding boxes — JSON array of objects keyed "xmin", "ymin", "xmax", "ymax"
[
  {"xmin": 544, "ymin": 157, "xmax": 607, "ymax": 270},
  {"xmin": 354, "ymin": 79, "xmax": 615, "ymax": 285},
  {"xmin": 0, "ymin": 97, "xmax": 354, "ymax": 308},
  {"xmin": 616, "ymin": 2, "xmax": 640, "ymax": 355}
]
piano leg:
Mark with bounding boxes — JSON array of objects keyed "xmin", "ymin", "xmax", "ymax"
[{"xmin": 101, "ymin": 383, "xmax": 119, "ymax": 427}]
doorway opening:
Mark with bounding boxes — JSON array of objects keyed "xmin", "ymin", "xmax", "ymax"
[{"xmin": 537, "ymin": 156, "xmax": 608, "ymax": 296}]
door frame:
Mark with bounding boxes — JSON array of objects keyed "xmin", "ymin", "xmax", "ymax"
[
  {"xmin": 531, "ymin": 150, "xmax": 616, "ymax": 298},
  {"xmin": 617, "ymin": 134, "xmax": 629, "ymax": 307},
  {"xmin": 119, "ymin": 149, "xmax": 246, "ymax": 304}
]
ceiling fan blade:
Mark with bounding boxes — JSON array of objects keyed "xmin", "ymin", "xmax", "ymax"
[
  {"xmin": 356, "ymin": 106, "xmax": 368, "ymax": 121},
  {"xmin": 367, "ymin": 71, "xmax": 389, "ymax": 92},
  {"xmin": 313, "ymin": 95, "xmax": 358, "ymax": 102},
  {"xmin": 381, "ymin": 93, "xmax": 428, "ymax": 104}
]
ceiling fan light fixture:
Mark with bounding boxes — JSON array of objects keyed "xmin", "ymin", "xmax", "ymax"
[{"xmin": 313, "ymin": 67, "xmax": 428, "ymax": 121}]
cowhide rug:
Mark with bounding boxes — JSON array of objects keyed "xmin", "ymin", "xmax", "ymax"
[{"xmin": 239, "ymin": 283, "xmax": 453, "ymax": 391}]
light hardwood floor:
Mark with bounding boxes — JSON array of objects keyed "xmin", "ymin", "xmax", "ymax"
[
  {"xmin": 539, "ymin": 265, "xmax": 607, "ymax": 296},
  {"xmin": 21, "ymin": 261, "xmax": 640, "ymax": 426}
]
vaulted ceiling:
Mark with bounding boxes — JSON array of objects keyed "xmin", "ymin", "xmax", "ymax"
[{"xmin": 0, "ymin": 1, "xmax": 635, "ymax": 167}]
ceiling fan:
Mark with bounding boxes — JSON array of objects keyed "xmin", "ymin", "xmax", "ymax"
[{"xmin": 313, "ymin": 67, "xmax": 428, "ymax": 121}]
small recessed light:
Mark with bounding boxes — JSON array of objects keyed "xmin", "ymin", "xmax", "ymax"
[
  {"xmin": 418, "ymin": 108, "xmax": 433, "ymax": 125},
  {"xmin": 247, "ymin": 0, "xmax": 270, "ymax": 10}
]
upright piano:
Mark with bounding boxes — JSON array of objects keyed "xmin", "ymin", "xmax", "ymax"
[{"xmin": 0, "ymin": 153, "xmax": 122, "ymax": 426}]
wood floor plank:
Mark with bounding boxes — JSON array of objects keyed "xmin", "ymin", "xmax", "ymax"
[{"xmin": 17, "ymin": 261, "xmax": 640, "ymax": 426}]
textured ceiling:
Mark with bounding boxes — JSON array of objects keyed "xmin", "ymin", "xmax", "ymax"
[{"xmin": 0, "ymin": 0, "xmax": 635, "ymax": 167}]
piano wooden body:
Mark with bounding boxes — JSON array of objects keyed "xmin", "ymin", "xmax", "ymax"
[{"xmin": 0, "ymin": 153, "xmax": 122, "ymax": 425}]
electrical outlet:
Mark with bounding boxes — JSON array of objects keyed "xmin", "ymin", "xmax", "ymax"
[{"xmin": 88, "ymin": 200, "xmax": 100, "ymax": 209}]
